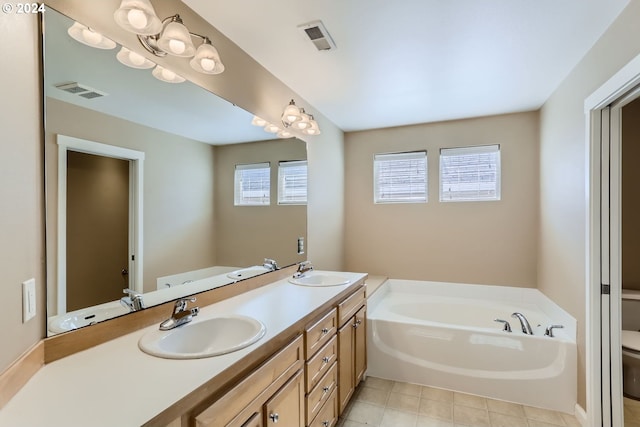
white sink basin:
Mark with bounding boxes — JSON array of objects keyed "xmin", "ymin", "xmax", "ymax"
[
  {"xmin": 227, "ymin": 266, "xmax": 270, "ymax": 281},
  {"xmin": 289, "ymin": 274, "xmax": 351, "ymax": 287},
  {"xmin": 138, "ymin": 315, "xmax": 266, "ymax": 359},
  {"xmin": 48, "ymin": 303, "xmax": 129, "ymax": 334}
]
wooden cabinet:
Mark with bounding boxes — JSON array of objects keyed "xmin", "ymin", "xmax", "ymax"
[
  {"xmin": 303, "ymin": 309, "xmax": 339, "ymax": 427},
  {"xmin": 195, "ymin": 336, "xmax": 304, "ymax": 427},
  {"xmin": 337, "ymin": 288, "xmax": 367, "ymax": 415},
  {"xmin": 265, "ymin": 370, "xmax": 305, "ymax": 426}
]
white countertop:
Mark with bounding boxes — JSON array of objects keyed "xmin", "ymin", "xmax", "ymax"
[{"xmin": 0, "ymin": 271, "xmax": 366, "ymax": 427}]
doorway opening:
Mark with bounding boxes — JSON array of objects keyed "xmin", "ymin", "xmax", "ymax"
[
  {"xmin": 586, "ymin": 54, "xmax": 640, "ymax": 427},
  {"xmin": 56, "ymin": 135, "xmax": 144, "ymax": 315}
]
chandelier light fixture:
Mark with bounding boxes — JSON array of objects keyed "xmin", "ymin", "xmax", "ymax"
[
  {"xmin": 68, "ymin": 1, "xmax": 226, "ymax": 85},
  {"xmin": 114, "ymin": 0, "xmax": 225, "ymax": 76}
]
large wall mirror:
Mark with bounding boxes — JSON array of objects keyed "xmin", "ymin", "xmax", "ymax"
[{"xmin": 44, "ymin": 6, "xmax": 307, "ymax": 336}]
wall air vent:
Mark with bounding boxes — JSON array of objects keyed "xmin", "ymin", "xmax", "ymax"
[
  {"xmin": 297, "ymin": 20, "xmax": 336, "ymax": 52},
  {"xmin": 54, "ymin": 82, "xmax": 107, "ymax": 99}
]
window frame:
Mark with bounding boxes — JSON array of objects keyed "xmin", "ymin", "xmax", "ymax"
[
  {"xmin": 277, "ymin": 160, "xmax": 308, "ymax": 205},
  {"xmin": 234, "ymin": 162, "xmax": 271, "ymax": 206},
  {"xmin": 439, "ymin": 144, "xmax": 501, "ymax": 202},
  {"xmin": 373, "ymin": 150, "xmax": 428, "ymax": 204}
]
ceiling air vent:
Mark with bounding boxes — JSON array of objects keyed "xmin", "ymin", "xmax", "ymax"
[
  {"xmin": 54, "ymin": 82, "xmax": 107, "ymax": 99},
  {"xmin": 297, "ymin": 20, "xmax": 336, "ymax": 52}
]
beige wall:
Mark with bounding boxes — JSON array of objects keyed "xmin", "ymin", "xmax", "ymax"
[
  {"xmin": 344, "ymin": 112, "xmax": 539, "ymax": 286},
  {"xmin": 538, "ymin": 1, "xmax": 640, "ymax": 409},
  {"xmin": 45, "ymin": 98, "xmax": 217, "ymax": 298},
  {"xmin": 0, "ymin": 13, "xmax": 45, "ymax": 372},
  {"xmin": 623, "ymin": 98, "xmax": 640, "ymax": 290},
  {"xmin": 214, "ymin": 139, "xmax": 307, "ymax": 268}
]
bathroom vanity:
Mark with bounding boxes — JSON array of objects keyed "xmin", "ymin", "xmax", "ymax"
[{"xmin": 0, "ymin": 269, "xmax": 367, "ymax": 427}]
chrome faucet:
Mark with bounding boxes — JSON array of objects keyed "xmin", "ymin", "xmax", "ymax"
[
  {"xmin": 544, "ymin": 324, "xmax": 564, "ymax": 337},
  {"xmin": 494, "ymin": 319, "xmax": 512, "ymax": 332},
  {"xmin": 159, "ymin": 297, "xmax": 200, "ymax": 331},
  {"xmin": 120, "ymin": 288, "xmax": 145, "ymax": 312},
  {"xmin": 293, "ymin": 261, "xmax": 313, "ymax": 278},
  {"xmin": 263, "ymin": 258, "xmax": 279, "ymax": 271},
  {"xmin": 511, "ymin": 312, "xmax": 533, "ymax": 335}
]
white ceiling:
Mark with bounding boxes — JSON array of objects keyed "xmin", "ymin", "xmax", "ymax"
[{"xmin": 186, "ymin": 0, "xmax": 629, "ymax": 132}]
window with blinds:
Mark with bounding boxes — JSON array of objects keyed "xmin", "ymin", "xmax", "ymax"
[
  {"xmin": 278, "ymin": 160, "xmax": 308, "ymax": 205},
  {"xmin": 373, "ymin": 151, "xmax": 427, "ymax": 203},
  {"xmin": 234, "ymin": 162, "xmax": 270, "ymax": 206},
  {"xmin": 439, "ymin": 145, "xmax": 500, "ymax": 202}
]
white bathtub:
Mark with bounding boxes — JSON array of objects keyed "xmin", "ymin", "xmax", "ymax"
[{"xmin": 367, "ymin": 279, "xmax": 577, "ymax": 413}]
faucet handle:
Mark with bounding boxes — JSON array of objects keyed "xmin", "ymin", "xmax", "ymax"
[
  {"xmin": 494, "ymin": 319, "xmax": 512, "ymax": 332},
  {"xmin": 123, "ymin": 288, "xmax": 140, "ymax": 296},
  {"xmin": 544, "ymin": 324, "xmax": 564, "ymax": 337},
  {"xmin": 173, "ymin": 297, "xmax": 196, "ymax": 313}
]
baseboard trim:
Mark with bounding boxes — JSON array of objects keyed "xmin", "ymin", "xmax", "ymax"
[
  {"xmin": 575, "ymin": 403, "xmax": 588, "ymax": 426},
  {"xmin": 0, "ymin": 341, "xmax": 44, "ymax": 409}
]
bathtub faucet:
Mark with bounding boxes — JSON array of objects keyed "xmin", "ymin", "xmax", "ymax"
[
  {"xmin": 494, "ymin": 319, "xmax": 512, "ymax": 332},
  {"xmin": 511, "ymin": 312, "xmax": 533, "ymax": 335}
]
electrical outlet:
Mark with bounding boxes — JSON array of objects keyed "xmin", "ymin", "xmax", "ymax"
[{"xmin": 22, "ymin": 278, "xmax": 36, "ymax": 323}]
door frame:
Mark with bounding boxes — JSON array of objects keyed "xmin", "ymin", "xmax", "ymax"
[
  {"xmin": 585, "ymin": 53, "xmax": 640, "ymax": 426},
  {"xmin": 56, "ymin": 135, "xmax": 144, "ymax": 314}
]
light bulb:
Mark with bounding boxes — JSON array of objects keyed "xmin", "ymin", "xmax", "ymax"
[
  {"xmin": 200, "ymin": 58, "xmax": 215, "ymax": 72},
  {"xmin": 82, "ymin": 28, "xmax": 103, "ymax": 45},
  {"xmin": 127, "ymin": 8, "xmax": 148, "ymax": 30},
  {"xmin": 168, "ymin": 39, "xmax": 186, "ymax": 55},
  {"xmin": 162, "ymin": 68, "xmax": 176, "ymax": 80},
  {"xmin": 128, "ymin": 51, "xmax": 145, "ymax": 66}
]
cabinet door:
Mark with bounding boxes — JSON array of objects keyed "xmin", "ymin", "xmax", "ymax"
[
  {"xmin": 354, "ymin": 306, "xmax": 367, "ymax": 387},
  {"xmin": 264, "ymin": 369, "xmax": 304, "ymax": 427},
  {"xmin": 241, "ymin": 412, "xmax": 263, "ymax": 427},
  {"xmin": 338, "ymin": 321, "xmax": 354, "ymax": 415}
]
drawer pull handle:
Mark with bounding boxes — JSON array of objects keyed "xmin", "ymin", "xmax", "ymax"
[
  {"xmin": 321, "ymin": 327, "xmax": 330, "ymax": 334},
  {"xmin": 322, "ymin": 356, "xmax": 331, "ymax": 364},
  {"xmin": 322, "ymin": 421, "xmax": 330, "ymax": 427},
  {"xmin": 323, "ymin": 386, "xmax": 330, "ymax": 393},
  {"xmin": 353, "ymin": 319, "xmax": 362, "ymax": 328},
  {"xmin": 269, "ymin": 413, "xmax": 279, "ymax": 423}
]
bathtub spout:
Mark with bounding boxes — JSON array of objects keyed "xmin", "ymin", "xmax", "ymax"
[{"xmin": 511, "ymin": 312, "xmax": 533, "ymax": 335}]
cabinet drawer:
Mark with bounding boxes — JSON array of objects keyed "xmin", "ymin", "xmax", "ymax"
[
  {"xmin": 337, "ymin": 286, "xmax": 366, "ymax": 327},
  {"xmin": 195, "ymin": 335, "xmax": 304, "ymax": 427},
  {"xmin": 304, "ymin": 308, "xmax": 337, "ymax": 359},
  {"xmin": 305, "ymin": 335, "xmax": 337, "ymax": 393},
  {"xmin": 306, "ymin": 362, "xmax": 337, "ymax": 426},
  {"xmin": 308, "ymin": 389, "xmax": 338, "ymax": 427}
]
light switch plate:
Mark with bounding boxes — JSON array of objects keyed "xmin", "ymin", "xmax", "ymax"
[{"xmin": 22, "ymin": 278, "xmax": 36, "ymax": 323}]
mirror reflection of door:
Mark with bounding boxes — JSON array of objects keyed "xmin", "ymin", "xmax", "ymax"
[{"xmin": 66, "ymin": 150, "xmax": 129, "ymax": 311}]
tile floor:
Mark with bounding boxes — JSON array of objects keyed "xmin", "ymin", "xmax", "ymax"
[
  {"xmin": 626, "ymin": 396, "xmax": 640, "ymax": 427},
  {"xmin": 335, "ymin": 376, "xmax": 581, "ymax": 427}
]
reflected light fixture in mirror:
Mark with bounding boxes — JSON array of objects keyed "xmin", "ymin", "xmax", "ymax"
[
  {"xmin": 67, "ymin": 22, "xmax": 116, "ymax": 50},
  {"xmin": 152, "ymin": 65, "xmax": 186, "ymax": 83},
  {"xmin": 251, "ymin": 99, "xmax": 322, "ymax": 137},
  {"xmin": 116, "ymin": 46, "xmax": 155, "ymax": 69}
]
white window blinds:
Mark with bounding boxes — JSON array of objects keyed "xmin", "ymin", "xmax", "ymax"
[
  {"xmin": 374, "ymin": 151, "xmax": 427, "ymax": 203},
  {"xmin": 278, "ymin": 160, "xmax": 308, "ymax": 205},
  {"xmin": 234, "ymin": 162, "xmax": 270, "ymax": 206},
  {"xmin": 439, "ymin": 145, "xmax": 500, "ymax": 202}
]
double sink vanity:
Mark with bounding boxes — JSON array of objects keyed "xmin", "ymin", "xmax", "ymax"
[{"xmin": 0, "ymin": 266, "xmax": 368, "ymax": 427}]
